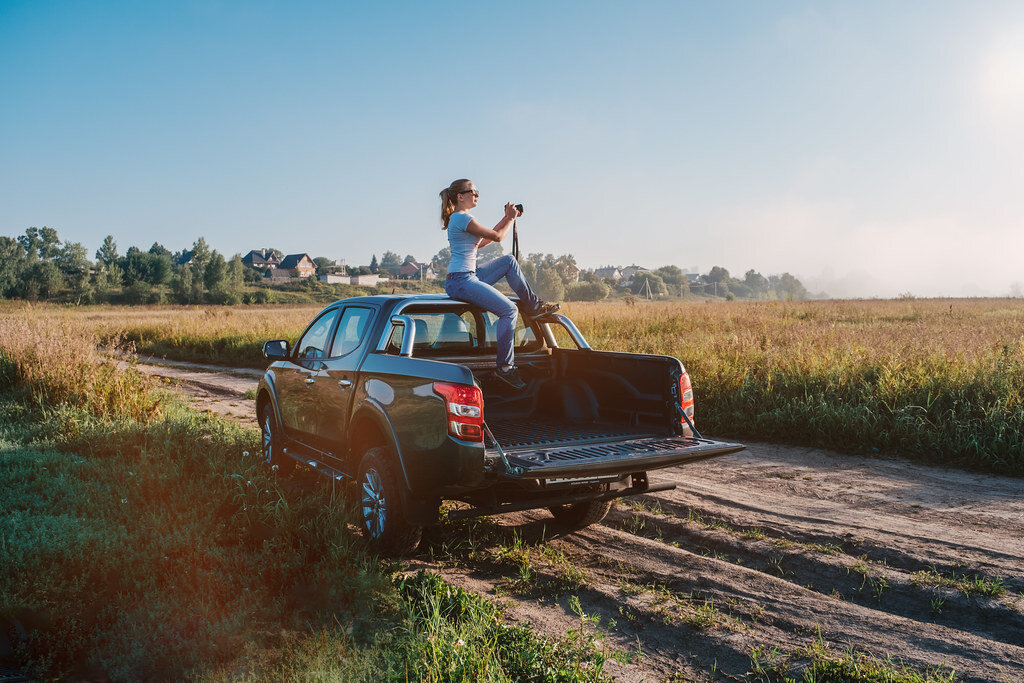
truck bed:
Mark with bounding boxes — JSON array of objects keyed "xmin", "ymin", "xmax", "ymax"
[{"xmin": 465, "ymin": 347, "xmax": 745, "ymax": 480}]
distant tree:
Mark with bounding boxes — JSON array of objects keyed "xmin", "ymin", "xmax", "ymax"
[
  {"xmin": 706, "ymin": 266, "xmax": 730, "ymax": 284},
  {"xmin": 631, "ymin": 272, "xmax": 666, "ymax": 297},
  {"xmin": 743, "ymin": 269, "xmax": 770, "ymax": 298},
  {"xmin": 18, "ymin": 262, "xmax": 63, "ymax": 301},
  {"xmin": 478, "ymin": 242, "xmax": 504, "ymax": 263},
  {"xmin": 124, "ymin": 281, "xmax": 151, "ymax": 305},
  {"xmin": 92, "ymin": 263, "xmax": 123, "ymax": 302},
  {"xmin": 369, "ymin": 254, "xmax": 379, "ymax": 273},
  {"xmin": 96, "ymin": 235, "xmax": 119, "ymax": 267},
  {"xmin": 243, "ymin": 265, "xmax": 263, "ymax": 283},
  {"xmin": 776, "ymin": 272, "xmax": 808, "ymax": 300},
  {"xmin": 204, "ymin": 251, "xmax": 227, "ymax": 292},
  {"xmin": 431, "ymin": 247, "xmax": 451, "ymax": 274},
  {"xmin": 149, "ymin": 253, "xmax": 174, "ymax": 285},
  {"xmin": 190, "ymin": 237, "xmax": 211, "ymax": 271},
  {"xmin": 173, "ymin": 267, "xmax": 196, "ymax": 304},
  {"xmin": 57, "ymin": 242, "xmax": 93, "ymax": 303},
  {"xmin": 19, "ymin": 226, "xmax": 62, "ymax": 263},
  {"xmin": 526, "ymin": 253, "xmax": 578, "ymax": 285},
  {"xmin": 565, "ymin": 280, "xmax": 609, "ymax": 302},
  {"xmin": 727, "ymin": 279, "xmax": 752, "ymax": 299},
  {"xmin": 520, "ymin": 259, "xmax": 537, "ymax": 285},
  {"xmin": 380, "ymin": 251, "xmax": 402, "ymax": 270},
  {"xmin": 352, "ymin": 266, "xmax": 372, "ymax": 275},
  {"xmin": 313, "ymin": 256, "xmax": 333, "ymax": 276},
  {"xmin": 148, "ymin": 242, "xmax": 171, "ymax": 257},
  {"xmin": 210, "ymin": 255, "xmax": 244, "ymax": 304},
  {"xmin": 655, "ymin": 265, "xmax": 690, "ymax": 297},
  {"xmin": 0, "ymin": 236, "xmax": 27, "ymax": 297},
  {"xmin": 403, "ymin": 254, "xmax": 417, "ymax": 265},
  {"xmin": 119, "ymin": 252, "xmax": 146, "ymax": 285},
  {"xmin": 535, "ymin": 266, "xmax": 565, "ymax": 301}
]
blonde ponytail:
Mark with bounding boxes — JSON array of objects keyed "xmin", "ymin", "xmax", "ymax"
[{"xmin": 440, "ymin": 178, "xmax": 472, "ymax": 229}]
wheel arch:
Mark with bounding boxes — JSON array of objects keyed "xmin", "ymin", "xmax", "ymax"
[{"xmin": 349, "ymin": 400, "xmax": 411, "ymax": 490}]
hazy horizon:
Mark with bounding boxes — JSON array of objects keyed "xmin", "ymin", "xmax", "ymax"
[{"xmin": 3, "ymin": 2, "xmax": 1022, "ymax": 299}]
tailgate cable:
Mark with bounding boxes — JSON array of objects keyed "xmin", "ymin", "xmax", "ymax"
[
  {"xmin": 483, "ymin": 422, "xmax": 523, "ymax": 476},
  {"xmin": 676, "ymin": 402, "xmax": 704, "ymax": 440}
]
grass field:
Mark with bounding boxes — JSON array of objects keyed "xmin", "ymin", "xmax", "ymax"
[
  {"xmin": 0, "ymin": 316, "xmax": 611, "ymax": 680},
  {"xmin": 0, "ymin": 302, "xmax": 995, "ymax": 680},
  {"xmin": 6, "ymin": 296, "xmax": 1021, "ymax": 473}
]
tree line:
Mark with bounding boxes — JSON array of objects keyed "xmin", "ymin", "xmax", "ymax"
[
  {"xmin": 0, "ymin": 227, "xmax": 260, "ymax": 305},
  {"xmin": 1, "ymin": 225, "xmax": 813, "ymax": 305}
]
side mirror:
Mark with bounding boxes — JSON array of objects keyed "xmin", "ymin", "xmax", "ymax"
[{"xmin": 263, "ymin": 340, "xmax": 289, "ymax": 360}]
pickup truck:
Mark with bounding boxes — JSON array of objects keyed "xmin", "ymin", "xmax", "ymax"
[{"xmin": 256, "ymin": 294, "xmax": 745, "ymax": 554}]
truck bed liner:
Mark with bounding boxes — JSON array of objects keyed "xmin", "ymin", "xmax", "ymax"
[{"xmin": 486, "ymin": 417, "xmax": 655, "ymax": 450}]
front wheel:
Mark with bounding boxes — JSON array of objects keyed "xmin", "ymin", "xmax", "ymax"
[
  {"xmin": 548, "ymin": 498, "xmax": 613, "ymax": 529},
  {"xmin": 357, "ymin": 447, "xmax": 422, "ymax": 556},
  {"xmin": 259, "ymin": 406, "xmax": 295, "ymax": 475}
]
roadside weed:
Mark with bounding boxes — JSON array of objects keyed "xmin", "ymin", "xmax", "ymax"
[
  {"xmin": 911, "ymin": 568, "xmax": 1008, "ymax": 598},
  {"xmin": 746, "ymin": 637, "xmax": 957, "ymax": 682}
]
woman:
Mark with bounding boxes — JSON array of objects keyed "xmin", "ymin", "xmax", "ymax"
[{"xmin": 439, "ymin": 178, "xmax": 558, "ymax": 389}]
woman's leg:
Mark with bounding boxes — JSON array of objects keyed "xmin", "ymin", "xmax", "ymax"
[
  {"xmin": 475, "ymin": 255, "xmax": 541, "ymax": 312},
  {"xmin": 445, "ymin": 274, "xmax": 517, "ymax": 368}
]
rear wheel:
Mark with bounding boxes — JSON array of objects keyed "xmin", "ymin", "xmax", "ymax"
[
  {"xmin": 357, "ymin": 447, "xmax": 422, "ymax": 556},
  {"xmin": 548, "ymin": 498, "xmax": 613, "ymax": 529},
  {"xmin": 259, "ymin": 406, "xmax": 295, "ymax": 475}
]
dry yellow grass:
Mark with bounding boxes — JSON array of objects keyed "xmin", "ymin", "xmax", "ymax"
[
  {"xmin": 0, "ymin": 305, "xmax": 160, "ymax": 420},
  {"xmin": 3, "ymin": 297, "xmax": 1022, "ymax": 471}
]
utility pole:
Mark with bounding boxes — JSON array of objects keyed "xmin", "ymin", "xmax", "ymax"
[{"xmin": 642, "ymin": 276, "xmax": 653, "ymax": 300}]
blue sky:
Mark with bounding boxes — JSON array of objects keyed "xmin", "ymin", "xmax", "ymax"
[{"xmin": 2, "ymin": 1, "xmax": 1023, "ymax": 297}]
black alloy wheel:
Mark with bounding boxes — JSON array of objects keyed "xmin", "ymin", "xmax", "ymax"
[
  {"xmin": 357, "ymin": 447, "xmax": 422, "ymax": 556},
  {"xmin": 259, "ymin": 406, "xmax": 295, "ymax": 475}
]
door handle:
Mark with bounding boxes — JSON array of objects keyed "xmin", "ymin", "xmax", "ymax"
[
  {"xmin": 305, "ymin": 377, "xmax": 316, "ymax": 384},
  {"xmin": 338, "ymin": 379, "xmax": 353, "ymax": 389}
]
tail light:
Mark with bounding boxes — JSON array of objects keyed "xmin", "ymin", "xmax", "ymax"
[
  {"xmin": 679, "ymin": 370, "xmax": 695, "ymax": 427},
  {"xmin": 433, "ymin": 382, "xmax": 484, "ymax": 442}
]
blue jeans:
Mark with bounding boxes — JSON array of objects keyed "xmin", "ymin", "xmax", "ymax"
[{"xmin": 445, "ymin": 255, "xmax": 541, "ymax": 368}]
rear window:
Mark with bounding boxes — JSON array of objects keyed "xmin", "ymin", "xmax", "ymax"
[{"xmin": 384, "ymin": 305, "xmax": 541, "ymax": 356}]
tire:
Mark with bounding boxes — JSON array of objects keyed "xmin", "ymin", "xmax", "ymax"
[
  {"xmin": 357, "ymin": 447, "xmax": 422, "ymax": 556},
  {"xmin": 259, "ymin": 406, "xmax": 295, "ymax": 475},
  {"xmin": 548, "ymin": 498, "xmax": 613, "ymax": 529}
]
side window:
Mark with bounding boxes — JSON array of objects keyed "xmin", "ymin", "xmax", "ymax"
[
  {"xmin": 295, "ymin": 308, "xmax": 340, "ymax": 360},
  {"xmin": 329, "ymin": 307, "xmax": 374, "ymax": 358},
  {"xmin": 481, "ymin": 311, "xmax": 536, "ymax": 348}
]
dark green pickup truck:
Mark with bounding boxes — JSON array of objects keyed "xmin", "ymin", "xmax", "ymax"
[{"xmin": 256, "ymin": 294, "xmax": 745, "ymax": 554}]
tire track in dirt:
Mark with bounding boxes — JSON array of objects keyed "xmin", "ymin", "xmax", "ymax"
[{"xmin": 143, "ymin": 360, "xmax": 1024, "ymax": 681}]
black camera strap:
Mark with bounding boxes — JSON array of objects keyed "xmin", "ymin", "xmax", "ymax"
[{"xmin": 511, "ymin": 219, "xmax": 519, "ymax": 262}]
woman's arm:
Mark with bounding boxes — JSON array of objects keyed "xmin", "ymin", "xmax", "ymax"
[{"xmin": 465, "ymin": 203, "xmax": 520, "ymax": 243}]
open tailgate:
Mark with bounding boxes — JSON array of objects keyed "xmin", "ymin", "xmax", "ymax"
[{"xmin": 493, "ymin": 435, "xmax": 745, "ymax": 479}]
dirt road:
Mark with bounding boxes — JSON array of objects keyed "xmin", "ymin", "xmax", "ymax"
[{"xmin": 138, "ymin": 359, "xmax": 1024, "ymax": 682}]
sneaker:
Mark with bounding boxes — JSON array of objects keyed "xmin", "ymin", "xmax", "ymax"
[
  {"xmin": 495, "ymin": 366, "xmax": 527, "ymax": 390},
  {"xmin": 527, "ymin": 301, "xmax": 560, "ymax": 318}
]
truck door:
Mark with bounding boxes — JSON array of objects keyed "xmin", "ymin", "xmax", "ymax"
[
  {"xmin": 309, "ymin": 305, "xmax": 376, "ymax": 456},
  {"xmin": 275, "ymin": 307, "xmax": 341, "ymax": 441}
]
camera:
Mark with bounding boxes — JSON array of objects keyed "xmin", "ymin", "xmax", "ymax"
[{"xmin": 514, "ymin": 203, "xmax": 524, "ymax": 215}]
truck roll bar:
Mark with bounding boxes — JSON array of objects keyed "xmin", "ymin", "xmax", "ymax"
[{"xmin": 376, "ymin": 314, "xmax": 417, "ymax": 357}]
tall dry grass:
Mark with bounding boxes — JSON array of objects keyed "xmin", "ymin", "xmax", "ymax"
[
  {"xmin": 0, "ymin": 306, "xmax": 160, "ymax": 420},
  {"xmin": 564, "ymin": 298, "xmax": 1024, "ymax": 472},
  {"xmin": 5, "ymin": 298, "xmax": 1022, "ymax": 471}
]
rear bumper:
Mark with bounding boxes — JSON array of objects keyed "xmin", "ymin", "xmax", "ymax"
[{"xmin": 493, "ymin": 435, "xmax": 745, "ymax": 479}]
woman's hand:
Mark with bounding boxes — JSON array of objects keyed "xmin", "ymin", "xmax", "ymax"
[{"xmin": 504, "ymin": 202, "xmax": 520, "ymax": 221}]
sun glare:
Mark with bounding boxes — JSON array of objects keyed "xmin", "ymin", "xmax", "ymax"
[{"xmin": 979, "ymin": 28, "xmax": 1024, "ymax": 115}]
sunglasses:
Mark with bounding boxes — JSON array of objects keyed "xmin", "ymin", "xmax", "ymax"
[{"xmin": 458, "ymin": 188, "xmax": 479, "ymax": 197}]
